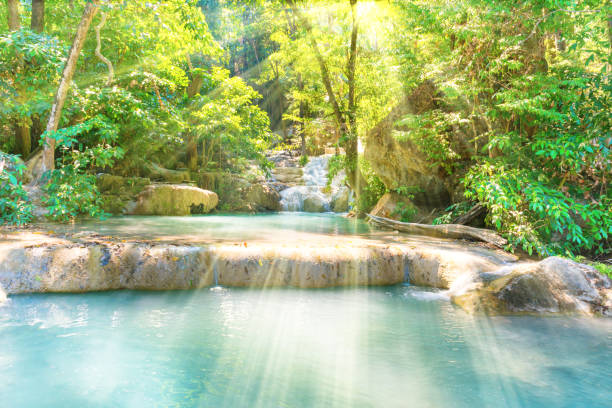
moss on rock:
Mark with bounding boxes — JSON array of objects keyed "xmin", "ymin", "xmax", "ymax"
[{"xmin": 130, "ymin": 184, "xmax": 218, "ymax": 216}]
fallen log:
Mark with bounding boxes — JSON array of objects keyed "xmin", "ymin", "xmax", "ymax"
[{"xmin": 367, "ymin": 213, "xmax": 507, "ymax": 248}]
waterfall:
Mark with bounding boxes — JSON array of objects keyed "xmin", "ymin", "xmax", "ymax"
[{"xmin": 277, "ymin": 155, "xmax": 349, "ymax": 212}]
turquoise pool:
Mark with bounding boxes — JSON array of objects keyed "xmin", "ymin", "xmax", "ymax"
[
  {"xmin": 1, "ymin": 286, "xmax": 610, "ymax": 407},
  {"xmin": 47, "ymin": 213, "xmax": 373, "ymax": 241}
]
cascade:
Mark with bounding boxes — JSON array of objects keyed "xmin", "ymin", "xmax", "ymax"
[{"xmin": 274, "ymin": 155, "xmax": 350, "ymax": 212}]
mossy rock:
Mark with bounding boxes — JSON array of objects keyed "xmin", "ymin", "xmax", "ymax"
[
  {"xmin": 97, "ymin": 174, "xmax": 151, "ymax": 214},
  {"xmin": 130, "ymin": 184, "xmax": 218, "ymax": 216}
]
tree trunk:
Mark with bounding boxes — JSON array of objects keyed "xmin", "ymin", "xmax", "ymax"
[
  {"xmin": 38, "ymin": 1, "xmax": 99, "ymax": 179},
  {"xmin": 288, "ymin": 0, "xmax": 366, "ymax": 207},
  {"xmin": 186, "ymin": 75, "xmax": 204, "ymax": 98},
  {"xmin": 367, "ymin": 214, "xmax": 508, "ymax": 248},
  {"xmin": 16, "ymin": 125, "xmax": 31, "ymax": 158},
  {"xmin": 298, "ymin": 73, "xmax": 306, "ymax": 156},
  {"xmin": 344, "ymin": 0, "xmax": 365, "ymax": 199},
  {"xmin": 186, "ymin": 137, "xmax": 198, "ymax": 171},
  {"xmin": 7, "ymin": 0, "xmax": 20, "ymax": 30},
  {"xmin": 185, "ymin": 54, "xmax": 205, "ymax": 171},
  {"xmin": 31, "ymin": 0, "xmax": 45, "ymax": 33},
  {"xmin": 608, "ymin": 15, "xmax": 612, "ymax": 52},
  {"xmin": 287, "ymin": 0, "xmax": 346, "ymax": 133}
]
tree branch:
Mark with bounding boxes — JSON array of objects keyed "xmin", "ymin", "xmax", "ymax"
[{"xmin": 95, "ymin": 12, "xmax": 114, "ymax": 85}]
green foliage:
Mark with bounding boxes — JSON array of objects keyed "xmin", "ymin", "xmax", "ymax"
[
  {"xmin": 392, "ymin": 202, "xmax": 417, "ymax": 223},
  {"xmin": 433, "ymin": 202, "xmax": 473, "ymax": 225},
  {"xmin": 392, "ymin": 0, "xmax": 612, "ymax": 257},
  {"xmin": 42, "ymin": 166, "xmax": 108, "ymax": 222},
  {"xmin": 395, "ymin": 111, "xmax": 462, "ymax": 174},
  {"xmin": 465, "ymin": 166, "xmax": 611, "ymax": 256},
  {"xmin": 298, "ymin": 155, "xmax": 309, "ymax": 167},
  {"xmin": 593, "ymin": 263, "xmax": 612, "ymax": 279},
  {"xmin": 326, "ymin": 154, "xmax": 345, "ymax": 187},
  {"xmin": 571, "ymin": 256, "xmax": 612, "ymax": 279},
  {"xmin": 0, "ymin": 29, "xmax": 65, "ymax": 133},
  {"xmin": 0, "ymin": 153, "xmax": 33, "ymax": 226},
  {"xmin": 189, "ymin": 67, "xmax": 275, "ymax": 173},
  {"xmin": 356, "ymin": 160, "xmax": 386, "ymax": 213},
  {"xmin": 40, "ymin": 116, "xmax": 124, "ymax": 222}
]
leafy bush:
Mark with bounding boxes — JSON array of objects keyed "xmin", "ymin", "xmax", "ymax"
[
  {"xmin": 41, "ymin": 116, "xmax": 124, "ymax": 222},
  {"xmin": 465, "ymin": 166, "xmax": 611, "ymax": 256},
  {"xmin": 43, "ymin": 167, "xmax": 107, "ymax": 222},
  {"xmin": 326, "ymin": 154, "xmax": 345, "ymax": 186},
  {"xmin": 433, "ymin": 202, "xmax": 474, "ymax": 225},
  {"xmin": 0, "ymin": 153, "xmax": 33, "ymax": 226}
]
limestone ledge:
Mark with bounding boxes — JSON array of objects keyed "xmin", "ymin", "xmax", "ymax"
[
  {"xmin": 0, "ymin": 232, "xmax": 512, "ymax": 293},
  {"xmin": 1, "ymin": 232, "xmax": 609, "ymax": 316}
]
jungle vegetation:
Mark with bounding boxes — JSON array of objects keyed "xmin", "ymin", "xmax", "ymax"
[{"xmin": 0, "ymin": 0, "xmax": 610, "ymax": 260}]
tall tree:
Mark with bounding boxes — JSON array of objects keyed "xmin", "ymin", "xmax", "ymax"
[
  {"xmin": 38, "ymin": 0, "xmax": 100, "ymax": 178},
  {"xmin": 31, "ymin": 0, "xmax": 45, "ymax": 32},
  {"xmin": 6, "ymin": 0, "xmax": 32, "ymax": 159},
  {"xmin": 345, "ymin": 0, "xmax": 363, "ymax": 196},
  {"xmin": 6, "ymin": 0, "xmax": 20, "ymax": 30},
  {"xmin": 287, "ymin": 0, "xmax": 365, "ymax": 203}
]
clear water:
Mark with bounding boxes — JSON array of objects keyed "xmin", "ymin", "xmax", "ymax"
[
  {"xmin": 1, "ymin": 286, "xmax": 611, "ymax": 408},
  {"xmin": 49, "ymin": 213, "xmax": 372, "ymax": 241}
]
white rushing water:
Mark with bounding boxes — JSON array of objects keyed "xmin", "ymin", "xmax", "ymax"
[{"xmin": 279, "ymin": 155, "xmax": 350, "ymax": 212}]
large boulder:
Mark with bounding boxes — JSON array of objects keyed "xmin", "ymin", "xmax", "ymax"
[
  {"xmin": 96, "ymin": 174, "xmax": 151, "ymax": 214},
  {"xmin": 331, "ymin": 187, "xmax": 350, "ymax": 213},
  {"xmin": 364, "ymin": 82, "xmax": 450, "ymax": 209},
  {"xmin": 271, "ymin": 167, "xmax": 303, "ymax": 185},
  {"xmin": 303, "ymin": 194, "xmax": 328, "ymax": 212},
  {"xmin": 197, "ymin": 172, "xmax": 280, "ymax": 212},
  {"xmin": 243, "ymin": 184, "xmax": 281, "ymax": 212},
  {"xmin": 129, "ymin": 184, "xmax": 218, "ymax": 216},
  {"xmin": 452, "ymin": 257, "xmax": 612, "ymax": 316}
]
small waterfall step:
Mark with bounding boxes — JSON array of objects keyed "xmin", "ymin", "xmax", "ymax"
[{"xmin": 272, "ymin": 154, "xmax": 350, "ymax": 213}]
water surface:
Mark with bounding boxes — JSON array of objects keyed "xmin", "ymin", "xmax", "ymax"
[
  {"xmin": 1, "ymin": 286, "xmax": 610, "ymax": 407},
  {"xmin": 48, "ymin": 213, "xmax": 372, "ymax": 241}
]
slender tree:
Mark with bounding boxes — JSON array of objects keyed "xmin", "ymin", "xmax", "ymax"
[
  {"xmin": 31, "ymin": 0, "xmax": 45, "ymax": 32},
  {"xmin": 7, "ymin": 0, "xmax": 20, "ymax": 30},
  {"xmin": 38, "ymin": 0, "xmax": 100, "ymax": 178},
  {"xmin": 6, "ymin": 0, "xmax": 33, "ymax": 159},
  {"xmin": 287, "ymin": 0, "xmax": 365, "ymax": 202}
]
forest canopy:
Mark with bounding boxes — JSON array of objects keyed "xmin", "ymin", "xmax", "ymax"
[{"xmin": 0, "ymin": 0, "xmax": 610, "ymax": 260}]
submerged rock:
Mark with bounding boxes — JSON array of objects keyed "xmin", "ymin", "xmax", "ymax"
[
  {"xmin": 129, "ymin": 184, "xmax": 218, "ymax": 216},
  {"xmin": 452, "ymin": 257, "xmax": 612, "ymax": 316}
]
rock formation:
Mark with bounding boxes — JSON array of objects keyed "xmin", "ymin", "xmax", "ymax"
[{"xmin": 129, "ymin": 184, "xmax": 218, "ymax": 216}]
